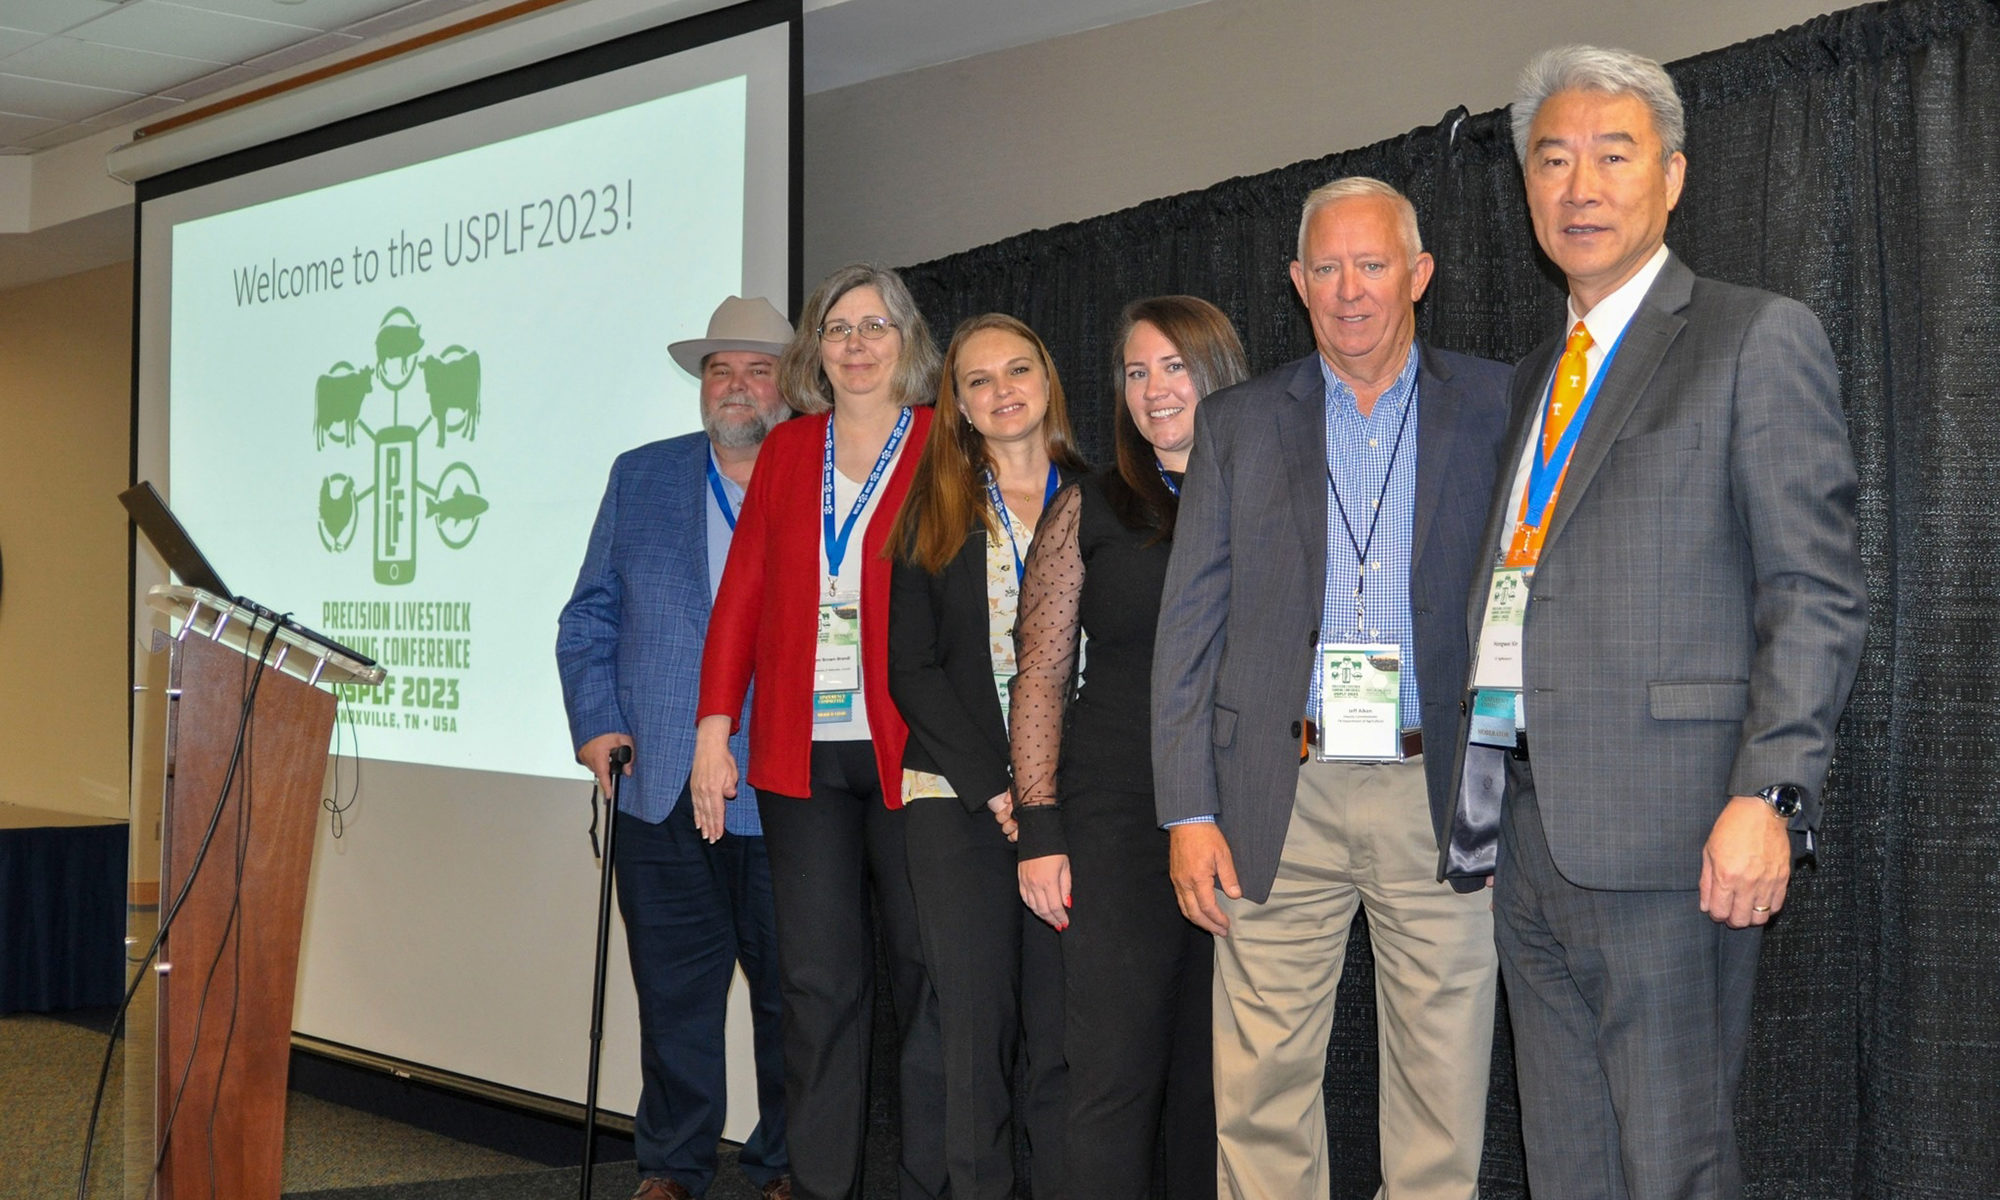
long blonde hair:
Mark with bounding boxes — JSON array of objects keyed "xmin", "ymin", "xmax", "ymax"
[{"xmin": 889, "ymin": 314, "xmax": 1089, "ymax": 574}]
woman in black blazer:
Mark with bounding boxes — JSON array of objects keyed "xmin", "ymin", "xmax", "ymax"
[{"xmin": 886, "ymin": 313, "xmax": 1089, "ymax": 1200}]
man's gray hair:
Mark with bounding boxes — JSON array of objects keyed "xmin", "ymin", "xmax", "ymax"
[
  {"xmin": 1295, "ymin": 176, "xmax": 1424, "ymax": 266},
  {"xmin": 1511, "ymin": 45, "xmax": 1685, "ymax": 165}
]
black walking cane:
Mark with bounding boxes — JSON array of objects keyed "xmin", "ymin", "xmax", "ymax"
[{"xmin": 580, "ymin": 742, "xmax": 633, "ymax": 1200}]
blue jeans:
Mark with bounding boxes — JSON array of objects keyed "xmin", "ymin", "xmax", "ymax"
[{"xmin": 615, "ymin": 791, "xmax": 787, "ymax": 1192}]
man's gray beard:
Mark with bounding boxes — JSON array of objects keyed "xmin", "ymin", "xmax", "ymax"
[{"xmin": 704, "ymin": 402, "xmax": 782, "ymax": 449}]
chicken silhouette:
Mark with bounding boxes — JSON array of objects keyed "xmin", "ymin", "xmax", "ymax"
[{"xmin": 319, "ymin": 474, "xmax": 357, "ymax": 548}]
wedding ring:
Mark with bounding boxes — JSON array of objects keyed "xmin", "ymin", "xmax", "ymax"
[{"xmin": 1752, "ymin": 904, "xmax": 1771, "ymax": 913}]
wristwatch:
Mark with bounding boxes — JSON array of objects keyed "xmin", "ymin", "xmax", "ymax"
[{"xmin": 1757, "ymin": 783, "xmax": 1806, "ymax": 820}]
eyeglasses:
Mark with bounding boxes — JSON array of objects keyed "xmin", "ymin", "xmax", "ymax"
[{"xmin": 817, "ymin": 318, "xmax": 898, "ymax": 343}]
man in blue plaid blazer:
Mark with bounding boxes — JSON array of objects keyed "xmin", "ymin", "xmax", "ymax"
[{"xmin": 557, "ymin": 296, "xmax": 798, "ymax": 1200}]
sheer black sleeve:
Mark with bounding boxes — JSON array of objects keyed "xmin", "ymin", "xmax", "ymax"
[{"xmin": 1010, "ymin": 481, "xmax": 1085, "ymax": 858}]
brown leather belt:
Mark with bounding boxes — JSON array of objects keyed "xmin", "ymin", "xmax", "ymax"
[{"xmin": 1300, "ymin": 720, "xmax": 1422, "ymax": 763}]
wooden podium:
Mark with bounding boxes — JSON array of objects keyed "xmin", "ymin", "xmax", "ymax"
[{"xmin": 145, "ymin": 586, "xmax": 383, "ymax": 1200}]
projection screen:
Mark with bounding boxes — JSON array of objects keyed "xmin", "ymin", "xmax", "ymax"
[{"xmin": 129, "ymin": 0, "xmax": 799, "ymax": 1125}]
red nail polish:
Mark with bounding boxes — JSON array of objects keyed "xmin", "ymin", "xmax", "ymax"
[{"xmin": 1064, "ymin": 894, "xmax": 1072, "ymax": 908}]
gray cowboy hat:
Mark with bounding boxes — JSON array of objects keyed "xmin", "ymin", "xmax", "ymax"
[{"xmin": 668, "ymin": 296, "xmax": 794, "ymax": 378}]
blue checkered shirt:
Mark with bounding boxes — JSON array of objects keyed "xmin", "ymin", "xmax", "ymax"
[{"xmin": 1306, "ymin": 346, "xmax": 1422, "ymax": 728}]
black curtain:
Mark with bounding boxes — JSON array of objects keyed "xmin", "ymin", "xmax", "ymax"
[{"xmin": 889, "ymin": 1, "xmax": 2000, "ymax": 1195}]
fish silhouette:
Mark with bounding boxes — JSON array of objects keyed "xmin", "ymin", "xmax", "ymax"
[{"xmin": 427, "ymin": 486, "xmax": 488, "ymax": 523}]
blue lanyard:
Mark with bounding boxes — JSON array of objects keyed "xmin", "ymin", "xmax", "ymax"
[
  {"xmin": 1325, "ymin": 379, "xmax": 1416, "ymax": 632},
  {"xmin": 1156, "ymin": 461, "xmax": 1181, "ymax": 497},
  {"xmin": 822, "ymin": 407, "xmax": 913, "ymax": 583},
  {"xmin": 983, "ymin": 464, "xmax": 1060, "ymax": 583},
  {"xmin": 705, "ymin": 454, "xmax": 739, "ymax": 532},
  {"xmin": 1524, "ymin": 327, "xmax": 1627, "ymax": 530}
]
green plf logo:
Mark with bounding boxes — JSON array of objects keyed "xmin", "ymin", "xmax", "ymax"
[{"xmin": 314, "ymin": 307, "xmax": 488, "ymax": 584}]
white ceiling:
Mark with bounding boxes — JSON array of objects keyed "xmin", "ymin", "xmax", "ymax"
[
  {"xmin": 0, "ymin": 0, "xmax": 496, "ymax": 155},
  {"xmin": 0, "ymin": 0, "xmax": 1213, "ymax": 289},
  {"xmin": 0, "ymin": 0, "xmax": 1216, "ymax": 155}
]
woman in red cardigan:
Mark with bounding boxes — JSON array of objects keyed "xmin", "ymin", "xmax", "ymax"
[{"xmin": 695, "ymin": 263, "xmax": 945, "ymax": 1200}]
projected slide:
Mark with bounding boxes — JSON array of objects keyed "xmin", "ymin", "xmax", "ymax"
[{"xmin": 167, "ymin": 75, "xmax": 745, "ymax": 782}]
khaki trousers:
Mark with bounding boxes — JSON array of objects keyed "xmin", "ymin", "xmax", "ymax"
[{"xmin": 1212, "ymin": 757, "xmax": 1496, "ymax": 1200}]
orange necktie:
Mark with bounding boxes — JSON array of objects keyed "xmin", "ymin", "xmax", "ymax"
[{"xmin": 1505, "ymin": 322, "xmax": 1593, "ymax": 568}]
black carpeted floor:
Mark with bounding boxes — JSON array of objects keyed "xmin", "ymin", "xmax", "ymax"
[
  {"xmin": 6, "ymin": 998, "xmax": 909, "ymax": 1200},
  {"xmin": 287, "ymin": 1150, "xmax": 768, "ymax": 1199},
  {"xmin": 11, "ymin": 935, "xmax": 930, "ymax": 1200}
]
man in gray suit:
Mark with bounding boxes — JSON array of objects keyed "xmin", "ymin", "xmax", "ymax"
[
  {"xmin": 1453, "ymin": 46, "xmax": 1867, "ymax": 1198},
  {"xmin": 1153, "ymin": 178, "xmax": 1509, "ymax": 1200}
]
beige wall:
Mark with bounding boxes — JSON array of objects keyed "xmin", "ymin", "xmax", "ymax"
[
  {"xmin": 0, "ymin": 262, "xmax": 132, "ymax": 819},
  {"xmin": 804, "ymin": 0, "xmax": 1847, "ymax": 280}
]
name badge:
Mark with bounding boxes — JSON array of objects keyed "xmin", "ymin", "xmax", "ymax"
[
  {"xmin": 1467, "ymin": 687, "xmax": 1521, "ymax": 748},
  {"xmin": 816, "ymin": 597, "xmax": 861, "ymax": 695},
  {"xmin": 1316, "ymin": 643, "xmax": 1401, "ymax": 761},
  {"xmin": 1471, "ymin": 566, "xmax": 1531, "ymax": 691},
  {"xmin": 813, "ymin": 692, "xmax": 854, "ymax": 724}
]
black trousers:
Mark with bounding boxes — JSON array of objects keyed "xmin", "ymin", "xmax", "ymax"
[
  {"xmin": 903, "ymin": 795, "xmax": 1068, "ymax": 1200},
  {"xmin": 1057, "ymin": 788, "xmax": 1215, "ymax": 1200},
  {"xmin": 758, "ymin": 741, "xmax": 946, "ymax": 1200}
]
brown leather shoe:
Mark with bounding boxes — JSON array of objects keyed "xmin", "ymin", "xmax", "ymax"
[
  {"xmin": 631, "ymin": 1178, "xmax": 695, "ymax": 1200},
  {"xmin": 759, "ymin": 1178, "xmax": 794, "ymax": 1200}
]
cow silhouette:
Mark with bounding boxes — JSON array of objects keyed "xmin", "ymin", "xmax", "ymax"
[
  {"xmin": 420, "ymin": 346, "xmax": 481, "ymax": 447},
  {"xmin": 315, "ymin": 363, "xmax": 373, "ymax": 450}
]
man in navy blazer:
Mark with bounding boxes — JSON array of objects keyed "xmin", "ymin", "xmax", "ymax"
[
  {"xmin": 1153, "ymin": 179, "xmax": 1509, "ymax": 1200},
  {"xmin": 557, "ymin": 296, "xmax": 797, "ymax": 1200}
]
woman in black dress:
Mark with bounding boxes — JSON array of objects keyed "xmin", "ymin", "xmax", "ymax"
[{"xmin": 1010, "ymin": 295, "xmax": 1249, "ymax": 1199}]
